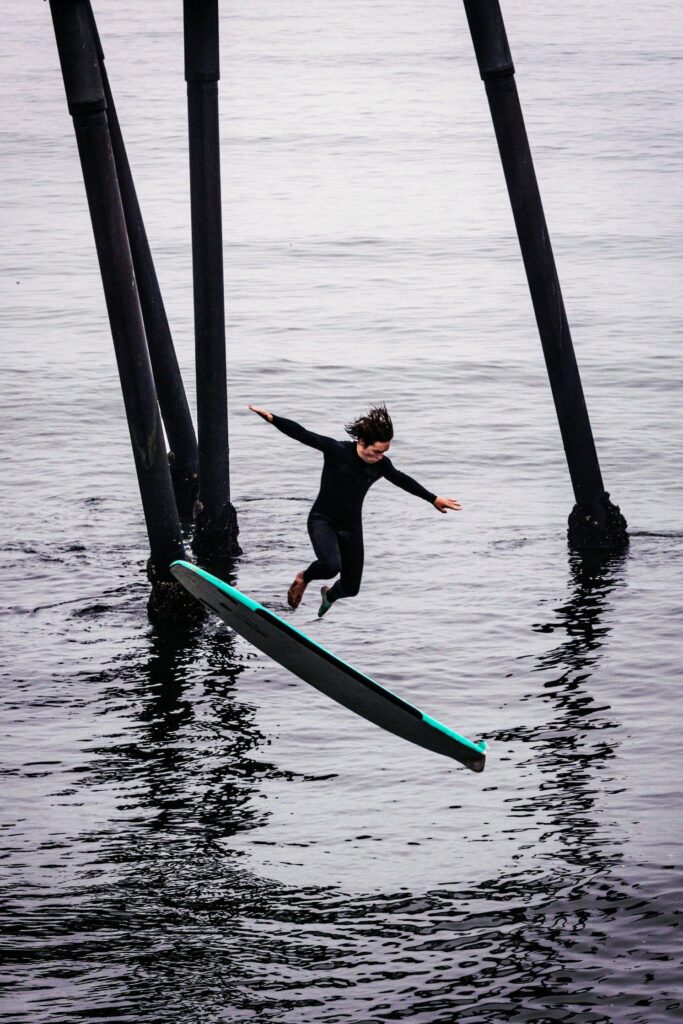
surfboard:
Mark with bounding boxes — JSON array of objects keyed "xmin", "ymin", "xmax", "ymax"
[{"xmin": 171, "ymin": 560, "xmax": 487, "ymax": 772}]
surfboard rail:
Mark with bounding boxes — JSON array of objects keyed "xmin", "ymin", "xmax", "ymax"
[{"xmin": 171, "ymin": 560, "xmax": 487, "ymax": 772}]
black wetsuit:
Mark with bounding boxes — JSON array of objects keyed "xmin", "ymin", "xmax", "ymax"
[{"xmin": 271, "ymin": 415, "xmax": 437, "ymax": 603}]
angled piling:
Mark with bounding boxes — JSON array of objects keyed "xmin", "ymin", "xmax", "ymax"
[
  {"xmin": 85, "ymin": 1, "xmax": 200, "ymax": 518},
  {"xmin": 184, "ymin": 0, "xmax": 241, "ymax": 562},
  {"xmin": 462, "ymin": 0, "xmax": 627, "ymax": 549},
  {"xmin": 49, "ymin": 0, "xmax": 198, "ymax": 622}
]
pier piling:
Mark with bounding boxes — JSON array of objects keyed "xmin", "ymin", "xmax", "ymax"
[
  {"xmin": 49, "ymin": 0, "xmax": 199, "ymax": 621},
  {"xmin": 85, "ymin": 2, "xmax": 200, "ymax": 518},
  {"xmin": 184, "ymin": 0, "xmax": 241, "ymax": 562},
  {"xmin": 462, "ymin": 0, "xmax": 627, "ymax": 549}
]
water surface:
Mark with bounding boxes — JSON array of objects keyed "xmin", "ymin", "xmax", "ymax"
[{"xmin": 1, "ymin": 1, "xmax": 682, "ymax": 1021}]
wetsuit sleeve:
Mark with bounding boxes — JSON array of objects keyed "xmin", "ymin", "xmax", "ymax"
[
  {"xmin": 270, "ymin": 414, "xmax": 337, "ymax": 454},
  {"xmin": 380, "ymin": 457, "xmax": 437, "ymax": 504}
]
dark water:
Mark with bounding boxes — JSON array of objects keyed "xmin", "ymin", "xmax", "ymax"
[{"xmin": 2, "ymin": 1, "xmax": 682, "ymax": 1021}]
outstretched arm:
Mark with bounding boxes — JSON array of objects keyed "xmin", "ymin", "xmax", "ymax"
[
  {"xmin": 248, "ymin": 405, "xmax": 336, "ymax": 454},
  {"xmin": 381, "ymin": 457, "xmax": 461, "ymax": 513}
]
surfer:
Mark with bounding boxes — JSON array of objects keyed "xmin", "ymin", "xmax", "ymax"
[{"xmin": 248, "ymin": 403, "xmax": 461, "ymax": 616}]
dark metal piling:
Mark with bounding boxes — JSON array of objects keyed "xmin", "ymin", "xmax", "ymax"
[
  {"xmin": 49, "ymin": 0, "xmax": 199, "ymax": 622},
  {"xmin": 85, "ymin": 2, "xmax": 200, "ymax": 518},
  {"xmin": 184, "ymin": 0, "xmax": 241, "ymax": 562},
  {"xmin": 462, "ymin": 0, "xmax": 627, "ymax": 549}
]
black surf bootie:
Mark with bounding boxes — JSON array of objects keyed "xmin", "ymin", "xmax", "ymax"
[{"xmin": 318, "ymin": 586, "xmax": 333, "ymax": 618}]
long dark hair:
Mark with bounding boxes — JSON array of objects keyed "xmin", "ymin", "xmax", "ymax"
[{"xmin": 345, "ymin": 403, "xmax": 394, "ymax": 445}]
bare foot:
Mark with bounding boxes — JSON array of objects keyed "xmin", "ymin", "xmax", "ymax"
[{"xmin": 287, "ymin": 571, "xmax": 307, "ymax": 609}]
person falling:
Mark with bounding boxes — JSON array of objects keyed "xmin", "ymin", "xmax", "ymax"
[{"xmin": 248, "ymin": 403, "xmax": 461, "ymax": 617}]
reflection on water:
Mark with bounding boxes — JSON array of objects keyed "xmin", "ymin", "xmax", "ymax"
[
  {"xmin": 525, "ymin": 551, "xmax": 627, "ymax": 876},
  {"xmin": 534, "ymin": 550, "xmax": 629, "ymax": 677},
  {"xmin": 6, "ymin": 545, "xmax": 680, "ymax": 1023},
  {"xmin": 82, "ymin": 625, "xmax": 280, "ymax": 849}
]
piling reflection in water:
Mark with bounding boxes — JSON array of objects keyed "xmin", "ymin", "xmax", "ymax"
[
  {"xmin": 81, "ymin": 628, "xmax": 269, "ymax": 847},
  {"xmin": 379, "ymin": 549, "xmax": 633, "ymax": 1022},
  {"xmin": 510, "ymin": 550, "xmax": 626, "ymax": 884},
  {"xmin": 4, "ymin": 532, "xmax": 680, "ymax": 1023},
  {"xmin": 3, "ymin": 541, "xmax": 679, "ymax": 1023}
]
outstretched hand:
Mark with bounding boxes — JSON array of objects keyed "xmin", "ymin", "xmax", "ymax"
[
  {"xmin": 434, "ymin": 496, "xmax": 461, "ymax": 514},
  {"xmin": 248, "ymin": 404, "xmax": 273, "ymax": 423}
]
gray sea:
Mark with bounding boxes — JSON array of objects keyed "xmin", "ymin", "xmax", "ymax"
[{"xmin": 1, "ymin": 1, "xmax": 682, "ymax": 1021}]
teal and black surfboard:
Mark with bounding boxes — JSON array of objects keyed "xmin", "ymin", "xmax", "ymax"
[{"xmin": 171, "ymin": 560, "xmax": 487, "ymax": 772}]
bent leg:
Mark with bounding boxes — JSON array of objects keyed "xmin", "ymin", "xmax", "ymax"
[
  {"xmin": 303, "ymin": 516, "xmax": 342, "ymax": 583},
  {"xmin": 327, "ymin": 528, "xmax": 364, "ymax": 603}
]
